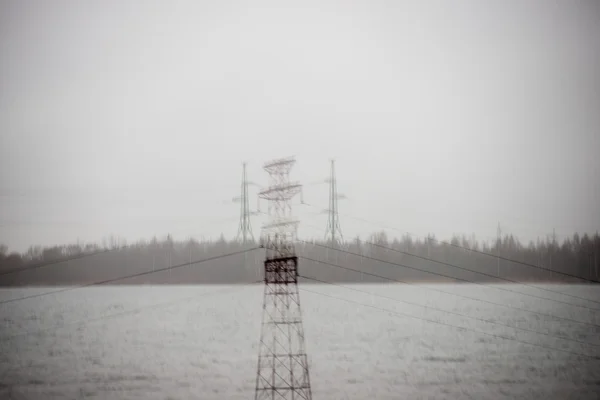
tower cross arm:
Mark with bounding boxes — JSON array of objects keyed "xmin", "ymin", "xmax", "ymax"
[
  {"xmin": 258, "ymin": 183, "xmax": 302, "ymax": 199},
  {"xmin": 263, "ymin": 156, "xmax": 297, "ymax": 170}
]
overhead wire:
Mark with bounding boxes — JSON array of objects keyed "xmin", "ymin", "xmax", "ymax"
[
  {"xmin": 0, "ymin": 247, "xmax": 260, "ymax": 306},
  {"xmin": 298, "ymin": 255, "xmax": 600, "ymax": 329},
  {"xmin": 2, "ymin": 200, "xmax": 597, "ymax": 335},
  {"xmin": 3, "ymin": 280, "xmax": 262, "ymax": 341},
  {"xmin": 0, "ymin": 214, "xmax": 254, "ymax": 279},
  {"xmin": 300, "ymin": 223, "xmax": 600, "ymax": 308},
  {"xmin": 297, "ymin": 274, "xmax": 600, "ymax": 349},
  {"xmin": 0, "ymin": 245, "xmax": 129, "ymax": 278},
  {"xmin": 300, "ymin": 201, "xmax": 599, "ymax": 284},
  {"xmin": 300, "ymin": 240, "xmax": 600, "ymax": 313},
  {"xmin": 298, "ymin": 282, "xmax": 599, "ymax": 360}
]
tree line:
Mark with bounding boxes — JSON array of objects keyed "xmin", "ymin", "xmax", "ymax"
[{"xmin": 0, "ymin": 231, "xmax": 598, "ymax": 286}]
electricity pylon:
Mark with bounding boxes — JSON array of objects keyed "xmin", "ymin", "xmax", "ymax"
[
  {"xmin": 255, "ymin": 156, "xmax": 312, "ymax": 400},
  {"xmin": 324, "ymin": 159, "xmax": 344, "ymax": 246},
  {"xmin": 233, "ymin": 162, "xmax": 256, "ymax": 244}
]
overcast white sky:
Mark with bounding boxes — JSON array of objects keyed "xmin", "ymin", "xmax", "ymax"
[{"xmin": 1, "ymin": 0, "xmax": 599, "ymax": 252}]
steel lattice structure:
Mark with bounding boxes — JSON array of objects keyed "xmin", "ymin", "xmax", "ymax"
[
  {"xmin": 255, "ymin": 156, "xmax": 312, "ymax": 400},
  {"xmin": 234, "ymin": 162, "xmax": 255, "ymax": 244},
  {"xmin": 324, "ymin": 159, "xmax": 344, "ymax": 246}
]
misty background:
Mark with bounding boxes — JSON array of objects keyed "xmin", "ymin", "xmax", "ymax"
[{"xmin": 1, "ymin": 0, "xmax": 599, "ymax": 254}]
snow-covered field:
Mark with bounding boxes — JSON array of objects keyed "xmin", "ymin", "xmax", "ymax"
[{"xmin": 1, "ymin": 283, "xmax": 599, "ymax": 399}]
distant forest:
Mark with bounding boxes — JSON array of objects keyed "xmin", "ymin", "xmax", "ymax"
[{"xmin": 1, "ymin": 231, "xmax": 599, "ymax": 286}]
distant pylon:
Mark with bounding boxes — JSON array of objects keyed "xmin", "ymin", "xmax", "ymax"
[
  {"xmin": 255, "ymin": 156, "xmax": 312, "ymax": 400},
  {"xmin": 234, "ymin": 162, "xmax": 255, "ymax": 243},
  {"xmin": 324, "ymin": 159, "xmax": 344, "ymax": 246}
]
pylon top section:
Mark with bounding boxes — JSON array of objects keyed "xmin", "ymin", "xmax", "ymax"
[
  {"xmin": 259, "ymin": 156, "xmax": 302, "ymax": 204},
  {"xmin": 263, "ymin": 156, "xmax": 296, "ymax": 173},
  {"xmin": 259, "ymin": 156, "xmax": 302, "ymax": 260}
]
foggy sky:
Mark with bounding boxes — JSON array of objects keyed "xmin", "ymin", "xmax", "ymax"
[{"xmin": 1, "ymin": 0, "xmax": 599, "ymax": 253}]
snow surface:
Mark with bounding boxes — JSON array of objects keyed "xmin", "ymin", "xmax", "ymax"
[{"xmin": 1, "ymin": 284, "xmax": 599, "ymax": 399}]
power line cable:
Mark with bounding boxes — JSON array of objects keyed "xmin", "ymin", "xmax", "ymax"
[
  {"xmin": 0, "ymin": 214, "xmax": 253, "ymax": 279},
  {"xmin": 0, "ymin": 245, "xmax": 129, "ymax": 278},
  {"xmin": 298, "ymin": 255, "xmax": 600, "ymax": 329},
  {"xmin": 298, "ymin": 274, "xmax": 600, "ymax": 349},
  {"xmin": 300, "ymin": 201, "xmax": 599, "ymax": 284},
  {"xmin": 301, "ymin": 223, "xmax": 600, "ymax": 308},
  {"xmin": 0, "ymin": 247, "xmax": 259, "ymax": 306},
  {"xmin": 3, "ymin": 280, "xmax": 262, "ymax": 341},
  {"xmin": 300, "ymin": 240, "xmax": 600, "ymax": 312},
  {"xmin": 298, "ymin": 283, "xmax": 599, "ymax": 360}
]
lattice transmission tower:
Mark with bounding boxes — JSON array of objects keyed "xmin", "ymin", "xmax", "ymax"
[
  {"xmin": 255, "ymin": 156, "xmax": 312, "ymax": 400},
  {"xmin": 233, "ymin": 162, "xmax": 256, "ymax": 244},
  {"xmin": 324, "ymin": 159, "xmax": 344, "ymax": 246}
]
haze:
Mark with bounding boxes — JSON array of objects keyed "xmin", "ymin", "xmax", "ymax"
[{"xmin": 1, "ymin": 0, "xmax": 599, "ymax": 253}]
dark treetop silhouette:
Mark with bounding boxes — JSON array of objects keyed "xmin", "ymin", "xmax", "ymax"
[{"xmin": 1, "ymin": 231, "xmax": 598, "ymax": 286}]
